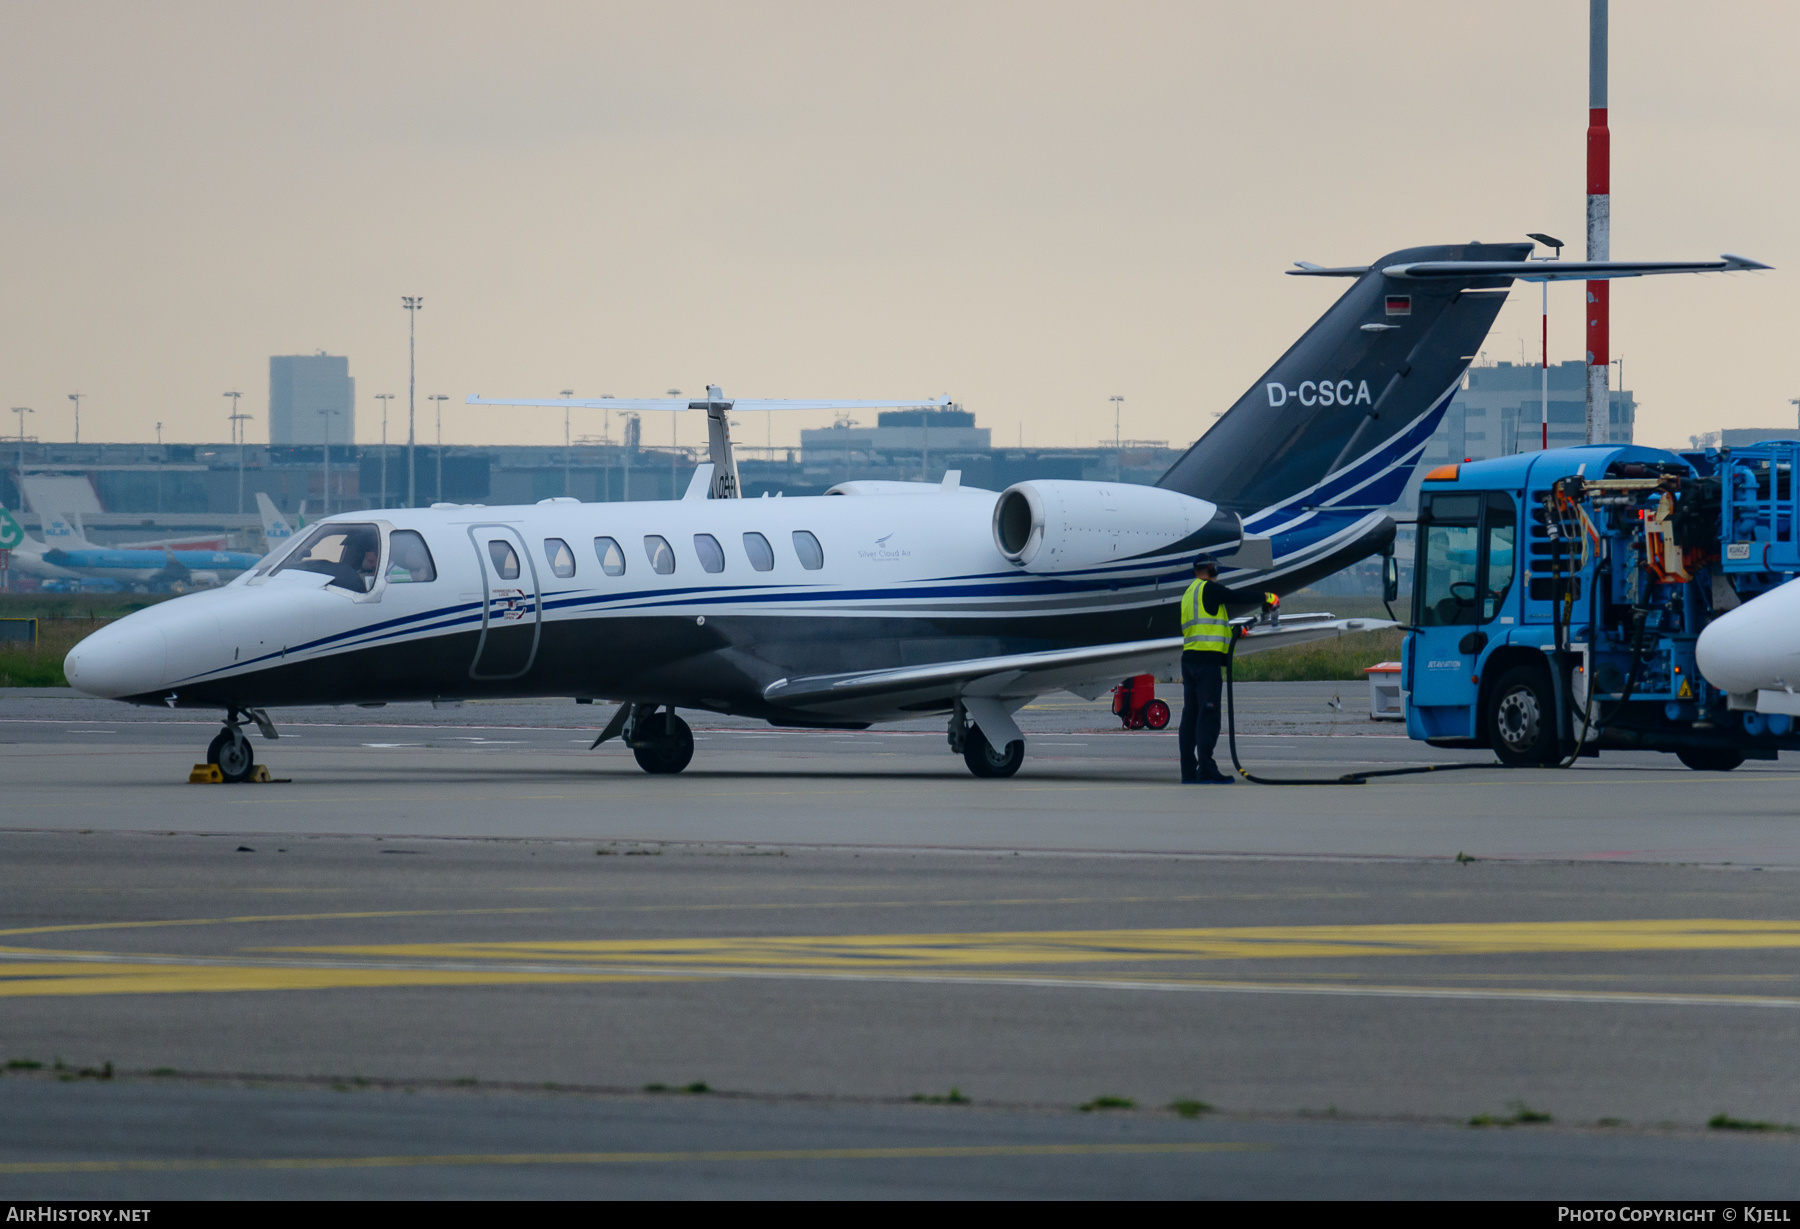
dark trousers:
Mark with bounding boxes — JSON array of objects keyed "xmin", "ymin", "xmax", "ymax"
[{"xmin": 1179, "ymin": 650, "xmax": 1225, "ymax": 780}]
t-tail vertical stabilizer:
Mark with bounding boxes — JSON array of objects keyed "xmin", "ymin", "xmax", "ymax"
[{"xmin": 1157, "ymin": 241, "xmax": 1528, "ymax": 591}]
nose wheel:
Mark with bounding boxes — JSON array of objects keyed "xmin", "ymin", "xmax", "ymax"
[{"xmin": 206, "ymin": 726, "xmax": 256, "ymax": 783}]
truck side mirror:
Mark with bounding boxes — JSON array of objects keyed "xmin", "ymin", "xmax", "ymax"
[{"xmin": 1382, "ymin": 555, "xmax": 1400, "ymax": 604}]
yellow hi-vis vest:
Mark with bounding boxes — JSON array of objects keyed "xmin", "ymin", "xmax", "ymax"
[{"xmin": 1181, "ymin": 579, "xmax": 1229, "ymax": 653}]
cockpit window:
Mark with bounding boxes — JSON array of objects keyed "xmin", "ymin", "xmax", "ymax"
[
  {"xmin": 595, "ymin": 536, "xmax": 626, "ymax": 576},
  {"xmin": 271, "ymin": 522, "xmax": 382, "ymax": 593},
  {"xmin": 386, "ymin": 531, "xmax": 436, "ymax": 583},
  {"xmin": 544, "ymin": 537, "xmax": 576, "ymax": 579},
  {"xmin": 644, "ymin": 535, "xmax": 676, "ymax": 575},
  {"xmin": 488, "ymin": 539, "xmax": 521, "ymax": 580}
]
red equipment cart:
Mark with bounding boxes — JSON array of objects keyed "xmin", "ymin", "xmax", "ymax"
[{"xmin": 1110, "ymin": 674, "xmax": 1170, "ymax": 730}]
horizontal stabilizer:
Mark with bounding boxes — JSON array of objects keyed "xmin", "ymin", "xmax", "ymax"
[{"xmin": 1384, "ymin": 254, "xmax": 1771, "ymax": 281}]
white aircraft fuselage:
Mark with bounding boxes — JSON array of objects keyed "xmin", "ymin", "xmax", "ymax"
[{"xmin": 64, "ymin": 483, "xmax": 1263, "ymax": 724}]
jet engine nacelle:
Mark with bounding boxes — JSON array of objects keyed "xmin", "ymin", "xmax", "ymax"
[{"xmin": 991, "ymin": 480, "xmax": 1239, "ymax": 573}]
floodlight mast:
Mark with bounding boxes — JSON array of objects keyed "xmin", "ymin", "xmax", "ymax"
[
  {"xmin": 224, "ymin": 391, "xmax": 249, "ymax": 513},
  {"xmin": 429, "ymin": 394, "xmax": 448, "ymax": 503}
]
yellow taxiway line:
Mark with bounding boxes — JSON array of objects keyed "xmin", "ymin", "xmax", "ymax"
[
  {"xmin": 276, "ymin": 918, "xmax": 1800, "ymax": 969},
  {"xmin": 0, "ymin": 1142, "xmax": 1266, "ymax": 1175}
]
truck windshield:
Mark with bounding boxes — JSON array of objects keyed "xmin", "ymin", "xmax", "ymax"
[{"xmin": 1416, "ymin": 492, "xmax": 1516, "ymax": 626}]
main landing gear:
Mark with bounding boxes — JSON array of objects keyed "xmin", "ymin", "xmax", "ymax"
[
  {"xmin": 592, "ymin": 703, "xmax": 695, "ymax": 775},
  {"xmin": 206, "ymin": 708, "xmax": 278, "ymax": 783},
  {"xmin": 948, "ymin": 702, "xmax": 1024, "ymax": 779}
]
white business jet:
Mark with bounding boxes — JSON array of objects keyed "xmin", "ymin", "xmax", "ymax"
[{"xmin": 69, "ymin": 241, "xmax": 1656, "ymax": 781}]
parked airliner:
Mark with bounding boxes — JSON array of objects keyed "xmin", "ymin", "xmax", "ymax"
[{"xmin": 65, "ymin": 242, "xmax": 1756, "ymax": 780}]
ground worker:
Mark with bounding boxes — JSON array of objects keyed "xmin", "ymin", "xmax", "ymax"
[{"xmin": 1178, "ymin": 557, "xmax": 1234, "ymax": 783}]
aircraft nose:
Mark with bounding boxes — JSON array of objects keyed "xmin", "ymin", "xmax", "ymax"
[{"xmin": 64, "ymin": 621, "xmax": 169, "ymax": 699}]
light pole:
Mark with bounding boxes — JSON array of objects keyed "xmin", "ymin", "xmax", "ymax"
[
  {"xmin": 318, "ymin": 407, "xmax": 341, "ymax": 515},
  {"xmin": 402, "ymin": 296, "xmax": 422, "ymax": 505},
  {"xmin": 155, "ymin": 421, "xmax": 163, "ymax": 513},
  {"xmin": 1110, "ymin": 395, "xmax": 1123, "ymax": 449},
  {"xmin": 68, "ymin": 393, "xmax": 83, "ymax": 445},
  {"xmin": 224, "ymin": 391, "xmax": 248, "ymax": 513},
  {"xmin": 11, "ymin": 408, "xmax": 31, "ymax": 507},
  {"xmin": 373, "ymin": 393, "xmax": 393, "ymax": 508},
  {"xmin": 560, "ymin": 389, "xmax": 574, "ymax": 497},
  {"xmin": 429, "ymin": 394, "xmax": 448, "ymax": 503},
  {"xmin": 1527, "ymin": 233, "xmax": 1564, "ymax": 450}
]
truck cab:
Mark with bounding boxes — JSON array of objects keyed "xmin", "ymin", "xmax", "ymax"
[{"xmin": 1402, "ymin": 442, "xmax": 1800, "ymax": 770}]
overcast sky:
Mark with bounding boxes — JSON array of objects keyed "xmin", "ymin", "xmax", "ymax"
[{"xmin": 1, "ymin": 1, "xmax": 1793, "ymax": 454}]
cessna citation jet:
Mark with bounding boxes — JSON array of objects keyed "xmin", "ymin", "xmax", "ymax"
[{"xmin": 65, "ymin": 242, "xmax": 1763, "ymax": 781}]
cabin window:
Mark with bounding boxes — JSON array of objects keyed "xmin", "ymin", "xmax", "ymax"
[
  {"xmin": 386, "ymin": 531, "xmax": 436, "ymax": 583},
  {"xmin": 693, "ymin": 533, "xmax": 725, "ymax": 574},
  {"xmin": 488, "ymin": 539, "xmax": 521, "ymax": 580},
  {"xmin": 792, "ymin": 530, "xmax": 824, "ymax": 570},
  {"xmin": 544, "ymin": 537, "xmax": 576, "ymax": 579},
  {"xmin": 594, "ymin": 536, "xmax": 626, "ymax": 576},
  {"xmin": 644, "ymin": 535, "xmax": 676, "ymax": 575},
  {"xmin": 742, "ymin": 532, "xmax": 775, "ymax": 572},
  {"xmin": 272, "ymin": 522, "xmax": 382, "ymax": 593}
]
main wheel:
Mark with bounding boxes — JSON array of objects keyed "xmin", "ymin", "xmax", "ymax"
[
  {"xmin": 206, "ymin": 727, "xmax": 256, "ymax": 783},
  {"xmin": 632, "ymin": 712, "xmax": 694, "ymax": 775},
  {"xmin": 962, "ymin": 724, "xmax": 1024, "ymax": 778},
  {"xmin": 1143, "ymin": 699, "xmax": 1171, "ymax": 730},
  {"xmin": 1486, "ymin": 665, "xmax": 1558, "ymax": 767},
  {"xmin": 1676, "ymin": 746, "xmax": 1745, "ymax": 772}
]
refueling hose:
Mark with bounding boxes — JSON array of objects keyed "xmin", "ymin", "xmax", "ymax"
[{"xmin": 1222, "ymin": 628, "xmax": 1496, "ymax": 786}]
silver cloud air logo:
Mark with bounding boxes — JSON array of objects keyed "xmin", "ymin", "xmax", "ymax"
[{"xmin": 859, "ymin": 532, "xmax": 910, "ymax": 562}]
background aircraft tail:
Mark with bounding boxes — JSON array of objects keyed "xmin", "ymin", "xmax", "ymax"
[
  {"xmin": 256, "ymin": 492, "xmax": 295, "ymax": 545},
  {"xmin": 0, "ymin": 506, "xmax": 32, "ymax": 551},
  {"xmin": 38, "ymin": 510, "xmax": 91, "ymax": 550},
  {"xmin": 1157, "ymin": 242, "xmax": 1529, "ymax": 516}
]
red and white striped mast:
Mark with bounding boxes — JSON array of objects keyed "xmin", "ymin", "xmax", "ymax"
[{"xmin": 1585, "ymin": 0, "xmax": 1610, "ymax": 445}]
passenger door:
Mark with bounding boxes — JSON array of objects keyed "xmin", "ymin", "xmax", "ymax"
[{"xmin": 467, "ymin": 524, "xmax": 542, "ymax": 680}]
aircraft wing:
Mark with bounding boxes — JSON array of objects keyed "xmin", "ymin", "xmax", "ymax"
[{"xmin": 761, "ymin": 615, "xmax": 1394, "ymax": 736}]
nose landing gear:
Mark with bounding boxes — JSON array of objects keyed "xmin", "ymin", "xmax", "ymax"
[
  {"xmin": 205, "ymin": 708, "xmax": 278, "ymax": 783},
  {"xmin": 206, "ymin": 726, "xmax": 255, "ymax": 782}
]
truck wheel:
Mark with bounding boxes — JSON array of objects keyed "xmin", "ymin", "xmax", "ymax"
[
  {"xmin": 963, "ymin": 725, "xmax": 1024, "ymax": 778},
  {"xmin": 1675, "ymin": 747, "xmax": 1745, "ymax": 772},
  {"xmin": 1487, "ymin": 666, "xmax": 1557, "ymax": 767}
]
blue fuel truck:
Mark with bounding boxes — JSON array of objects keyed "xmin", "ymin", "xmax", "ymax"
[{"xmin": 1398, "ymin": 440, "xmax": 1800, "ymax": 769}]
